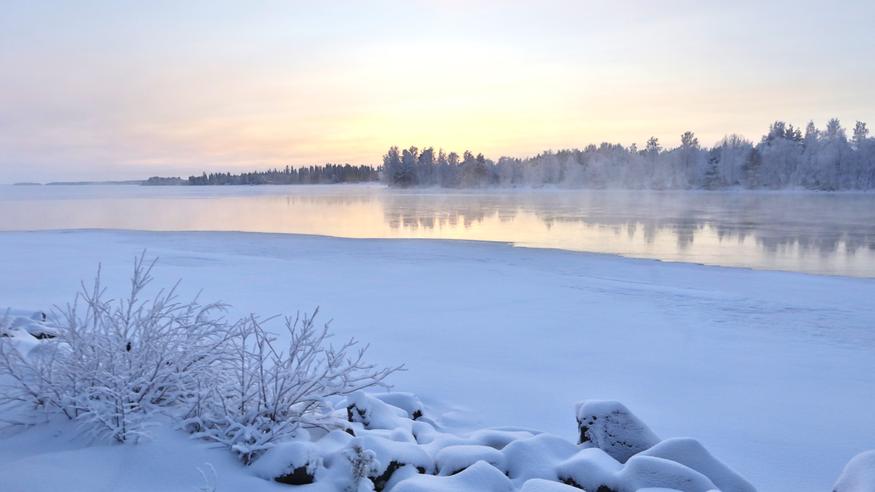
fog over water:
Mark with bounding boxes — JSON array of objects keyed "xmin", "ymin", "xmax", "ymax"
[{"xmin": 2, "ymin": 184, "xmax": 874, "ymax": 277}]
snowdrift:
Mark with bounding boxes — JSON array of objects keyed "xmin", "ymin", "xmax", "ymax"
[{"xmin": 3, "ymin": 309, "xmax": 870, "ymax": 492}]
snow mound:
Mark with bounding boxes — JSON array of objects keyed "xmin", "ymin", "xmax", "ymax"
[
  {"xmin": 519, "ymin": 478, "xmax": 582, "ymax": 491},
  {"xmin": 468, "ymin": 428, "xmax": 535, "ymax": 450},
  {"xmin": 640, "ymin": 438, "xmax": 755, "ymax": 492},
  {"xmin": 356, "ymin": 433, "xmax": 434, "ymax": 476},
  {"xmin": 392, "ymin": 460, "xmax": 514, "ymax": 492},
  {"xmin": 556, "ymin": 447, "xmax": 623, "ymax": 491},
  {"xmin": 374, "ymin": 392, "xmax": 426, "ymax": 421},
  {"xmin": 503, "ymin": 434, "xmax": 579, "ymax": 482},
  {"xmin": 833, "ymin": 450, "xmax": 875, "ymax": 492},
  {"xmin": 0, "ymin": 309, "xmax": 54, "ymax": 341},
  {"xmin": 555, "ymin": 446, "xmax": 725, "ymax": 492},
  {"xmin": 348, "ymin": 391, "xmax": 414, "ymax": 431},
  {"xmin": 575, "ymin": 399, "xmax": 660, "ymax": 462},
  {"xmin": 435, "ymin": 444, "xmax": 505, "ymax": 475},
  {"xmin": 620, "ymin": 455, "xmax": 717, "ymax": 492}
]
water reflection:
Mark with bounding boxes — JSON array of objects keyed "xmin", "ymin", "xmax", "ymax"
[{"xmin": 1, "ymin": 185, "xmax": 874, "ymax": 277}]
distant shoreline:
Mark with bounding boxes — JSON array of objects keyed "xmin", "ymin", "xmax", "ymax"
[{"xmin": 14, "ymin": 180, "xmax": 144, "ymax": 186}]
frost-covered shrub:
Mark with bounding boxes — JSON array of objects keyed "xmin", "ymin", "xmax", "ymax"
[
  {"xmin": 187, "ymin": 311, "xmax": 402, "ymax": 464},
  {"xmin": 0, "ymin": 255, "xmax": 231, "ymax": 442},
  {"xmin": 345, "ymin": 441, "xmax": 379, "ymax": 492},
  {"xmin": 0, "ymin": 254, "xmax": 402, "ymax": 457}
]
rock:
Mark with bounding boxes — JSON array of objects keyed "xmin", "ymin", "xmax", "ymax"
[{"xmin": 274, "ymin": 465, "xmax": 315, "ymax": 485}]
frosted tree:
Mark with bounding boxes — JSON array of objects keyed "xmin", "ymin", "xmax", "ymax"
[
  {"xmin": 852, "ymin": 121, "xmax": 869, "ymax": 150},
  {"xmin": 379, "ymin": 117, "xmax": 874, "ymax": 190}
]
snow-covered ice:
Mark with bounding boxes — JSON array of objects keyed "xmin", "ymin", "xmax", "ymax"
[{"xmin": 0, "ymin": 229, "xmax": 874, "ymax": 491}]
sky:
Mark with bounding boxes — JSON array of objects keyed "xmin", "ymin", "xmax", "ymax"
[{"xmin": 1, "ymin": 0, "xmax": 874, "ymax": 182}]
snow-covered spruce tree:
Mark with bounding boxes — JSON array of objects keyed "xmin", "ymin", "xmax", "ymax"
[
  {"xmin": 0, "ymin": 254, "xmax": 232, "ymax": 442},
  {"xmin": 187, "ymin": 310, "xmax": 402, "ymax": 464}
]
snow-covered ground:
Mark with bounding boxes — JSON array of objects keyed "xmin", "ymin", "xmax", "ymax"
[{"xmin": 1, "ymin": 230, "xmax": 873, "ymax": 491}]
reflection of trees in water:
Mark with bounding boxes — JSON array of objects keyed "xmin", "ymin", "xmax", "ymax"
[
  {"xmin": 268, "ymin": 188, "xmax": 875, "ymax": 257},
  {"xmin": 381, "ymin": 193, "xmax": 520, "ymax": 231},
  {"xmin": 379, "ymin": 190, "xmax": 875, "ymax": 256}
]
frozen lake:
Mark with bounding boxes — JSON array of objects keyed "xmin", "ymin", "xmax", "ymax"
[
  {"xmin": 1, "ymin": 230, "xmax": 873, "ymax": 491},
  {"xmin": 2, "ymin": 183, "xmax": 875, "ymax": 277}
]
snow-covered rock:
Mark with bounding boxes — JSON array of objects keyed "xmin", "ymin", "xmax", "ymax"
[
  {"xmin": 435, "ymin": 444, "xmax": 505, "ymax": 475},
  {"xmin": 575, "ymin": 400, "xmax": 660, "ymax": 462},
  {"xmin": 619, "ymin": 455, "xmax": 717, "ymax": 492},
  {"xmin": 833, "ymin": 450, "xmax": 875, "ymax": 492},
  {"xmin": 347, "ymin": 391, "xmax": 413, "ymax": 431},
  {"xmin": 557, "ymin": 447, "xmax": 725, "ymax": 492},
  {"xmin": 358, "ymin": 433, "xmax": 432, "ymax": 472},
  {"xmin": 0, "ymin": 309, "xmax": 54, "ymax": 339},
  {"xmin": 392, "ymin": 460, "xmax": 514, "ymax": 492},
  {"xmin": 519, "ymin": 478, "xmax": 582, "ymax": 492},
  {"xmin": 374, "ymin": 392, "xmax": 426, "ymax": 421},
  {"xmin": 503, "ymin": 434, "xmax": 579, "ymax": 482},
  {"xmin": 640, "ymin": 438, "xmax": 755, "ymax": 492},
  {"xmin": 250, "ymin": 440, "xmax": 321, "ymax": 485},
  {"xmin": 556, "ymin": 447, "xmax": 623, "ymax": 491}
]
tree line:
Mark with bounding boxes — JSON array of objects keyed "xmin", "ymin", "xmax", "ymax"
[
  {"xmin": 143, "ymin": 118, "xmax": 875, "ymax": 191},
  {"xmin": 382, "ymin": 119, "xmax": 875, "ymax": 190},
  {"xmin": 145, "ymin": 163, "xmax": 379, "ymax": 186}
]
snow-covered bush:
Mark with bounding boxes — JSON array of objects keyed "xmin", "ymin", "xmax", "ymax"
[
  {"xmin": 0, "ymin": 255, "xmax": 231, "ymax": 442},
  {"xmin": 0, "ymin": 254, "xmax": 402, "ymax": 457},
  {"xmin": 188, "ymin": 311, "xmax": 402, "ymax": 463},
  {"xmin": 345, "ymin": 440, "xmax": 379, "ymax": 492}
]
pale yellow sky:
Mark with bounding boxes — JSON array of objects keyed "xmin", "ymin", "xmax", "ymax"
[{"xmin": 1, "ymin": 1, "xmax": 873, "ymax": 181}]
